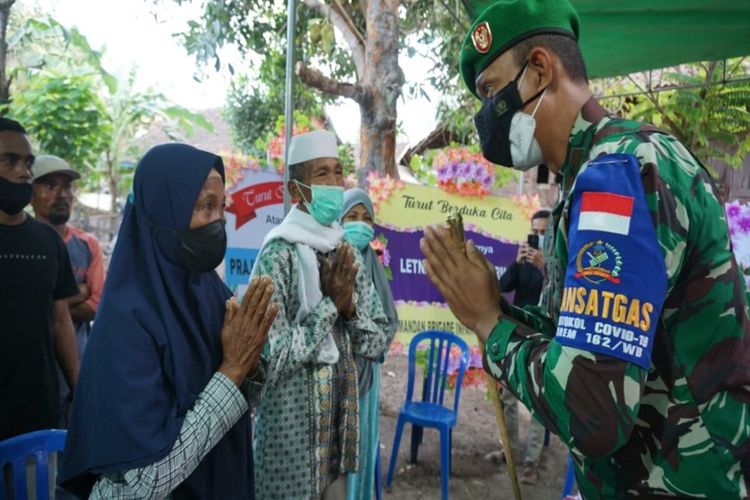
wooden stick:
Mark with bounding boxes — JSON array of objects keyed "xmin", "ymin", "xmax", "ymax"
[
  {"xmin": 480, "ymin": 342, "xmax": 523, "ymax": 500},
  {"xmin": 444, "ymin": 213, "xmax": 521, "ymax": 498}
]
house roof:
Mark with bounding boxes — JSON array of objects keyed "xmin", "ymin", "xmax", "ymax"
[{"xmin": 138, "ymin": 107, "xmax": 236, "ymax": 154}]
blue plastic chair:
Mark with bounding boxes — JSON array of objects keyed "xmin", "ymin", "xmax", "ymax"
[
  {"xmin": 0, "ymin": 429, "xmax": 67, "ymax": 500},
  {"xmin": 386, "ymin": 331, "xmax": 469, "ymax": 500},
  {"xmin": 561, "ymin": 454, "xmax": 577, "ymax": 499}
]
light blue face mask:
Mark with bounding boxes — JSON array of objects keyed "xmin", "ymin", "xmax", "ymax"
[
  {"xmin": 343, "ymin": 221, "xmax": 375, "ymax": 250},
  {"xmin": 295, "ymin": 181, "xmax": 344, "ymax": 226}
]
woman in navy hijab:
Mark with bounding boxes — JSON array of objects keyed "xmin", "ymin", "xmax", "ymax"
[{"xmin": 60, "ymin": 144, "xmax": 277, "ymax": 499}]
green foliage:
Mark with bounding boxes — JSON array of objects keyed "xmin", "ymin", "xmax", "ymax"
[
  {"xmin": 596, "ymin": 59, "xmax": 750, "ymax": 170},
  {"xmin": 246, "ymin": 110, "xmax": 349, "ymax": 176},
  {"xmin": 163, "ymin": 0, "xmax": 750, "ymax": 181},
  {"xmin": 6, "ymin": 12, "xmax": 213, "ymax": 209},
  {"xmin": 435, "ymin": 99, "xmax": 482, "ymax": 146},
  {"xmin": 225, "ymin": 78, "xmax": 279, "ymax": 157},
  {"xmin": 409, "ymin": 151, "xmax": 438, "ymax": 186},
  {"xmin": 413, "ymin": 348, "xmax": 451, "ymax": 392},
  {"xmin": 404, "ymin": 8, "xmax": 750, "ymax": 174},
  {"xmin": 494, "ymin": 162, "xmax": 519, "ymax": 188},
  {"xmin": 337, "ymin": 142, "xmax": 356, "ymax": 178},
  {"xmin": 189, "ymin": 1, "xmax": 331, "ymax": 155},
  {"xmin": 225, "ymin": 53, "xmax": 324, "ymax": 156},
  {"xmin": 96, "ymin": 72, "xmax": 206, "ymax": 202},
  {"xmin": 163, "ymin": 105, "xmax": 214, "ymax": 138},
  {"xmin": 6, "ymin": 72, "xmax": 111, "ymax": 171},
  {"xmin": 173, "ymin": 0, "xmax": 357, "ymax": 84},
  {"xmin": 7, "ymin": 15, "xmax": 118, "ymax": 95},
  {"xmin": 400, "ymin": 4, "xmax": 479, "ymax": 146},
  {"xmin": 166, "ymin": 0, "xmax": 476, "ymax": 161}
]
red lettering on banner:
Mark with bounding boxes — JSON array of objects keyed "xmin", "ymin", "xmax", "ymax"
[{"xmin": 226, "ymin": 181, "xmax": 284, "ymax": 229}]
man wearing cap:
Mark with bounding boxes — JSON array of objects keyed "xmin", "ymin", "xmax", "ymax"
[
  {"xmin": 251, "ymin": 130, "xmax": 392, "ymax": 499},
  {"xmin": 421, "ymin": 0, "xmax": 750, "ymax": 497},
  {"xmin": 31, "ymin": 155, "xmax": 105, "ymax": 426},
  {"xmin": 0, "ymin": 118, "xmax": 79, "ymax": 443}
]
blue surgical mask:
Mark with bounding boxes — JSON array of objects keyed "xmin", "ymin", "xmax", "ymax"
[
  {"xmin": 538, "ymin": 234, "xmax": 545, "ymax": 250},
  {"xmin": 343, "ymin": 221, "xmax": 375, "ymax": 250},
  {"xmin": 295, "ymin": 181, "xmax": 344, "ymax": 226}
]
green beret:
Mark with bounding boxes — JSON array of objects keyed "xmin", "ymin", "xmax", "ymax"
[{"xmin": 459, "ymin": 0, "xmax": 580, "ymax": 99}]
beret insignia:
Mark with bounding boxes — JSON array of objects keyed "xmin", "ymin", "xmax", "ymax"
[{"xmin": 471, "ymin": 22, "xmax": 492, "ymax": 54}]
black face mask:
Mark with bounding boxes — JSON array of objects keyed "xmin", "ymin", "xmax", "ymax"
[
  {"xmin": 473, "ymin": 62, "xmax": 546, "ymax": 166},
  {"xmin": 0, "ymin": 176, "xmax": 32, "ymax": 215},
  {"xmin": 172, "ymin": 219, "xmax": 227, "ymax": 273}
]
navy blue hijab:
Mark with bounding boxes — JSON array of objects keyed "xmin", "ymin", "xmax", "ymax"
[{"xmin": 60, "ymin": 144, "xmax": 253, "ymax": 499}]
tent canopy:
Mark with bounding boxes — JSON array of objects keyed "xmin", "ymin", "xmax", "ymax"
[{"xmin": 461, "ymin": 1, "xmax": 750, "ymax": 79}]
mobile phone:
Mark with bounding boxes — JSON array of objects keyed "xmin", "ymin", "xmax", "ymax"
[{"xmin": 527, "ymin": 234, "xmax": 539, "ymax": 250}]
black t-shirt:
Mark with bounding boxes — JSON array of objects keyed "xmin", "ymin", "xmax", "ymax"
[
  {"xmin": 499, "ymin": 261, "xmax": 545, "ymax": 308},
  {"xmin": 0, "ymin": 215, "xmax": 78, "ymax": 440}
]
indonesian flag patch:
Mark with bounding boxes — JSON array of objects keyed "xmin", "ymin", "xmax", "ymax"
[{"xmin": 578, "ymin": 192, "xmax": 634, "ymax": 235}]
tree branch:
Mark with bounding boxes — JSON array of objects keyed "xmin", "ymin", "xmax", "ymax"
[
  {"xmin": 296, "ymin": 62, "xmax": 365, "ymax": 103},
  {"xmin": 437, "ymin": 0, "xmax": 469, "ymax": 32},
  {"xmin": 701, "ymin": 60, "xmax": 719, "ymax": 99},
  {"xmin": 627, "ymin": 74, "xmax": 684, "ymax": 142},
  {"xmin": 330, "ymin": 0, "xmax": 366, "ymax": 46},
  {"xmin": 0, "ymin": 0, "xmax": 16, "ymax": 103},
  {"xmin": 301, "ymin": 0, "xmax": 366, "ymax": 77}
]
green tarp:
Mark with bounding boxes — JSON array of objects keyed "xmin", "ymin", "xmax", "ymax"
[{"xmin": 461, "ymin": 1, "xmax": 750, "ymax": 78}]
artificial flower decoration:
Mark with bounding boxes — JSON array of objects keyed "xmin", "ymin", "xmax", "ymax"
[
  {"xmin": 726, "ymin": 200, "xmax": 750, "ymax": 287},
  {"xmin": 267, "ymin": 124, "xmax": 312, "ymax": 175},
  {"xmin": 367, "ymin": 171, "xmax": 405, "ymax": 212},
  {"xmin": 219, "ymin": 151, "xmax": 263, "ymax": 203},
  {"xmin": 433, "ymin": 147, "xmax": 495, "ymax": 197},
  {"xmin": 512, "ymin": 192, "xmax": 542, "ymax": 220}
]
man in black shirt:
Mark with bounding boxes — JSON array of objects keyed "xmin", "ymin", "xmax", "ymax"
[
  {"xmin": 0, "ymin": 117, "xmax": 79, "ymax": 441},
  {"xmin": 495, "ymin": 209, "xmax": 549, "ymax": 484},
  {"xmin": 500, "ymin": 209, "xmax": 549, "ymax": 307}
]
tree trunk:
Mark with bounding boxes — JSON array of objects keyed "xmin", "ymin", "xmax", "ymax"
[
  {"xmin": 106, "ymin": 150, "xmax": 118, "ymax": 239},
  {"xmin": 109, "ymin": 171, "xmax": 118, "ymax": 215},
  {"xmin": 297, "ymin": 0, "xmax": 403, "ymax": 180},
  {"xmin": 358, "ymin": 0, "xmax": 402, "ymax": 179},
  {"xmin": 0, "ymin": 0, "xmax": 16, "ymax": 104}
]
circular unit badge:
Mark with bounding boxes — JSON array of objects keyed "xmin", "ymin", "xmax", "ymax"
[{"xmin": 574, "ymin": 240, "xmax": 623, "ymax": 285}]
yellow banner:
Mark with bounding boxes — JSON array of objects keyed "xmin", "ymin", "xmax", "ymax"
[
  {"xmin": 394, "ymin": 303, "xmax": 479, "ymax": 346},
  {"xmin": 376, "ymin": 184, "xmax": 528, "ymax": 241},
  {"xmin": 374, "ymin": 184, "xmax": 532, "ymax": 347}
]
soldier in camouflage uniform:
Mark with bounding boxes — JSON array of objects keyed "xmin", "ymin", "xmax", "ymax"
[{"xmin": 421, "ymin": 0, "xmax": 750, "ymax": 497}]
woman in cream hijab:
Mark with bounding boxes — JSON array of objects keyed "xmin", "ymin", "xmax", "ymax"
[{"xmin": 340, "ymin": 188, "xmax": 399, "ymax": 499}]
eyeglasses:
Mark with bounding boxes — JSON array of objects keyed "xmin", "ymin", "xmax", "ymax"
[{"xmin": 0, "ymin": 153, "xmax": 35, "ymax": 171}]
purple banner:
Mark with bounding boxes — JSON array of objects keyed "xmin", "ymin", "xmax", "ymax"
[{"xmin": 375, "ymin": 225, "xmax": 519, "ymax": 304}]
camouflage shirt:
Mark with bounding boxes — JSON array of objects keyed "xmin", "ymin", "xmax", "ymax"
[{"xmin": 484, "ymin": 98, "xmax": 750, "ymax": 498}]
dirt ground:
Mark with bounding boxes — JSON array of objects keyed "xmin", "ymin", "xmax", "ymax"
[{"xmin": 378, "ymin": 356, "xmax": 570, "ymax": 500}]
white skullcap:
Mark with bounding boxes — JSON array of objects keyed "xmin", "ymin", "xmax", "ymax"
[{"xmin": 287, "ymin": 130, "xmax": 339, "ymax": 165}]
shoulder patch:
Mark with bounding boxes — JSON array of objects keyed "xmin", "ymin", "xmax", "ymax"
[{"xmin": 555, "ymin": 153, "xmax": 668, "ymax": 369}]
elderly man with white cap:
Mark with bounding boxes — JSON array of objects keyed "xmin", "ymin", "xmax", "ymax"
[
  {"xmin": 251, "ymin": 130, "xmax": 392, "ymax": 500},
  {"xmin": 31, "ymin": 155, "xmax": 105, "ymax": 426}
]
